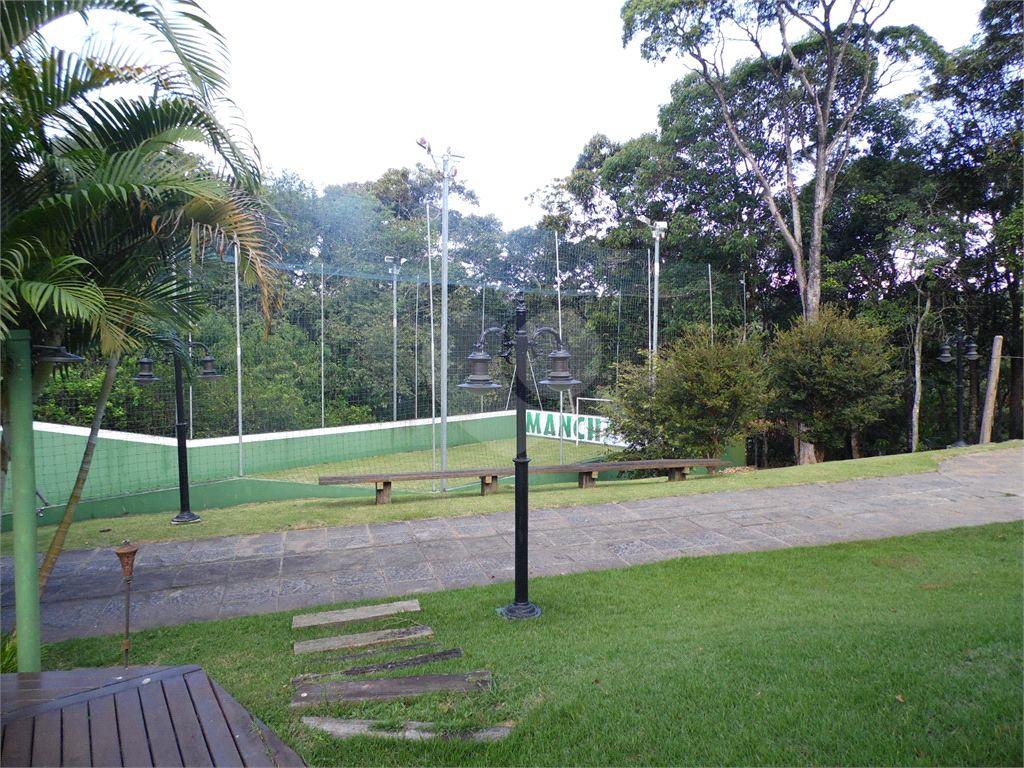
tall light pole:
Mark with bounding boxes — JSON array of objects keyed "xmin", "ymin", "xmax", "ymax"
[
  {"xmin": 385, "ymin": 255, "xmax": 407, "ymax": 423},
  {"xmin": 459, "ymin": 296, "xmax": 581, "ymax": 619},
  {"xmin": 134, "ymin": 342, "xmax": 223, "ymax": 524},
  {"xmin": 638, "ymin": 216, "xmax": 667, "ymax": 376},
  {"xmin": 417, "ymin": 138, "xmax": 464, "ymax": 487}
]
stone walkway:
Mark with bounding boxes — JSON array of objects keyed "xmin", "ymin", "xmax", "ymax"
[{"xmin": 2, "ymin": 448, "xmax": 1021, "ymax": 644}]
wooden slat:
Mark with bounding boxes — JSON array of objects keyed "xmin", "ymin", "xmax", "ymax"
[
  {"xmin": 207, "ymin": 680, "xmax": 274, "ymax": 768},
  {"xmin": 61, "ymin": 701, "xmax": 92, "ymax": 768},
  {"xmin": 114, "ymin": 689, "xmax": 155, "ymax": 768},
  {"xmin": 294, "ymin": 626, "xmax": 433, "ymax": 656},
  {"xmin": 89, "ymin": 694, "xmax": 123, "ymax": 767},
  {"xmin": 1, "ymin": 666, "xmax": 202, "ymax": 725},
  {"xmin": 162, "ymin": 676, "xmax": 213, "ymax": 767},
  {"xmin": 182, "ymin": 670, "xmax": 244, "ymax": 768},
  {"xmin": 138, "ymin": 679, "xmax": 184, "ymax": 767},
  {"xmin": 291, "ymin": 671, "xmax": 492, "ymax": 708},
  {"xmin": 340, "ymin": 648, "xmax": 464, "ymax": 677},
  {"xmin": 292, "ymin": 599, "xmax": 420, "ymax": 630},
  {"xmin": 307, "ymin": 641, "xmax": 439, "ymax": 665},
  {"xmin": 1, "ymin": 717, "xmax": 34, "ymax": 767},
  {"xmin": 31, "ymin": 710, "xmax": 62, "ymax": 768}
]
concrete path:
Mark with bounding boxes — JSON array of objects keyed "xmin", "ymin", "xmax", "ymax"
[{"xmin": 2, "ymin": 448, "xmax": 1021, "ymax": 644}]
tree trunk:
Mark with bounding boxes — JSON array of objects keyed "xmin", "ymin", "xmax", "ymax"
[
  {"xmin": 797, "ymin": 425, "xmax": 820, "ymax": 465},
  {"xmin": 850, "ymin": 429, "xmax": 861, "ymax": 459},
  {"xmin": 37, "ymin": 351, "xmax": 122, "ymax": 595}
]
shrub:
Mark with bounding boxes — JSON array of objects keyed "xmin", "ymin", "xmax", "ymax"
[
  {"xmin": 771, "ymin": 306, "xmax": 901, "ymax": 457},
  {"xmin": 607, "ymin": 326, "xmax": 772, "ymax": 460}
]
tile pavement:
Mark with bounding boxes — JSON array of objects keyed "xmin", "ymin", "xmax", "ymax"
[{"xmin": 1, "ymin": 447, "xmax": 1020, "ymax": 644}]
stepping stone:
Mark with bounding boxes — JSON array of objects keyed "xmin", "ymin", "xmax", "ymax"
[
  {"xmin": 290, "ymin": 671, "xmax": 492, "ymax": 708},
  {"xmin": 292, "ymin": 599, "xmax": 421, "ymax": 631},
  {"xmin": 301, "ymin": 716, "xmax": 512, "ymax": 741},
  {"xmin": 293, "ymin": 626, "xmax": 433, "ymax": 656}
]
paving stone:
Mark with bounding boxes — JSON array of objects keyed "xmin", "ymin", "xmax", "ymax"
[
  {"xmin": 418, "ymin": 539, "xmax": 471, "ymax": 561},
  {"xmin": 229, "ymin": 557, "xmax": 282, "ymax": 580},
  {"xmin": 283, "ymin": 529, "xmax": 334, "ymax": 553},
  {"xmin": 332, "ymin": 570, "xmax": 387, "ymax": 590},
  {"xmin": 375, "ymin": 543, "xmax": 426, "ymax": 567},
  {"xmin": 173, "ymin": 561, "xmax": 233, "ymax": 587},
  {"xmin": 234, "ymin": 532, "xmax": 285, "ymax": 558},
  {"xmin": 183, "ymin": 545, "xmax": 238, "ymax": 564},
  {"xmin": 382, "ymin": 563, "xmax": 435, "ymax": 584},
  {"xmin": 541, "ymin": 528, "xmax": 596, "ymax": 546}
]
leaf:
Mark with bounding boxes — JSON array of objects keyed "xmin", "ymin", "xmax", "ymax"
[{"xmin": 896, "ymin": 694, "xmax": 905, "ymax": 703}]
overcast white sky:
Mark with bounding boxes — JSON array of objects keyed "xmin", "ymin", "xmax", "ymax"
[{"xmin": 55, "ymin": 0, "xmax": 989, "ymax": 230}]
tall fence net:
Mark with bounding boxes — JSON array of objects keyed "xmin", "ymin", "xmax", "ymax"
[{"xmin": 19, "ymin": 223, "xmax": 745, "ymax": 514}]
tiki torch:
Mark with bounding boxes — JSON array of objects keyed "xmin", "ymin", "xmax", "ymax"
[{"xmin": 114, "ymin": 540, "xmax": 139, "ymax": 666}]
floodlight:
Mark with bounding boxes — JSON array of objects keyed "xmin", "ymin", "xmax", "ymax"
[
  {"xmin": 449, "ymin": 148, "xmax": 466, "ymax": 159},
  {"xmin": 637, "ymin": 215, "xmax": 651, "ymax": 226}
]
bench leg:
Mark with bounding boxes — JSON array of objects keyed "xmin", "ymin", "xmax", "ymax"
[
  {"xmin": 375, "ymin": 481, "xmax": 392, "ymax": 505},
  {"xmin": 667, "ymin": 468, "xmax": 688, "ymax": 482},
  {"xmin": 480, "ymin": 475, "xmax": 499, "ymax": 496},
  {"xmin": 578, "ymin": 471, "xmax": 598, "ymax": 490}
]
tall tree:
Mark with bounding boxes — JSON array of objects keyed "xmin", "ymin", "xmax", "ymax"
[
  {"xmin": 621, "ymin": 0, "xmax": 939, "ymax": 322},
  {"xmin": 925, "ymin": 0, "xmax": 1022, "ymax": 438}
]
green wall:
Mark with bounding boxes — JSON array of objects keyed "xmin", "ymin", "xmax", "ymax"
[{"xmin": 1, "ymin": 416, "xmax": 748, "ymax": 531}]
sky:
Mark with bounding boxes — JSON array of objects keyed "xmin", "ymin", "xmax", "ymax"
[{"xmin": 52, "ymin": 0, "xmax": 989, "ymax": 230}]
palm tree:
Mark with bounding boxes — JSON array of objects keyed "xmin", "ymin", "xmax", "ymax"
[{"xmin": 1, "ymin": 0, "xmax": 282, "ymax": 592}]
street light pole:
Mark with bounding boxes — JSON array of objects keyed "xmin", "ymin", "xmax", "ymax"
[
  {"xmin": 507, "ymin": 300, "xmax": 538, "ymax": 618},
  {"xmin": 417, "ymin": 138, "xmax": 464, "ymax": 490},
  {"xmin": 134, "ymin": 342, "xmax": 223, "ymax": 524},
  {"xmin": 459, "ymin": 296, "xmax": 580, "ymax": 619},
  {"xmin": 170, "ymin": 354, "xmax": 199, "ymax": 524},
  {"xmin": 938, "ymin": 327, "xmax": 981, "ymax": 448},
  {"xmin": 638, "ymin": 217, "xmax": 667, "ymax": 377}
]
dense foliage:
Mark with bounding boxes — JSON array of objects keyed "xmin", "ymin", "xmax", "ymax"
[
  {"xmin": 770, "ymin": 307, "xmax": 901, "ymax": 459},
  {"xmin": 607, "ymin": 327, "xmax": 772, "ymax": 460}
]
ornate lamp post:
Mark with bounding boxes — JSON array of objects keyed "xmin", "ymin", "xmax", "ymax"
[
  {"xmin": 937, "ymin": 327, "xmax": 981, "ymax": 448},
  {"xmin": 459, "ymin": 296, "xmax": 580, "ymax": 619},
  {"xmin": 134, "ymin": 341, "xmax": 223, "ymax": 524}
]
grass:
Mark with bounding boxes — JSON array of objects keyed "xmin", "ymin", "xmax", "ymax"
[
  {"xmin": 43, "ymin": 521, "xmax": 1024, "ymax": 766},
  {"xmin": 3, "ymin": 440, "xmax": 1019, "ymax": 554}
]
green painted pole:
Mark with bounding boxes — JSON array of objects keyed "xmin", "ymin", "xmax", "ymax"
[{"xmin": 8, "ymin": 330, "xmax": 41, "ymax": 671}]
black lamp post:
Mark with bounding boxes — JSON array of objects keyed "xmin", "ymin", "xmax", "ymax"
[
  {"xmin": 937, "ymin": 327, "xmax": 981, "ymax": 448},
  {"xmin": 459, "ymin": 296, "xmax": 580, "ymax": 619},
  {"xmin": 133, "ymin": 341, "xmax": 223, "ymax": 524}
]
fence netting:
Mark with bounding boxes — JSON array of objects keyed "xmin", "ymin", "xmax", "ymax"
[{"xmin": 24, "ymin": 216, "xmax": 746, "ymax": 510}]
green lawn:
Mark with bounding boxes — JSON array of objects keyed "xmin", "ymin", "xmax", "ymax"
[
  {"xmin": 4, "ymin": 441, "xmax": 1020, "ymax": 554},
  {"xmin": 44, "ymin": 521, "xmax": 1024, "ymax": 766}
]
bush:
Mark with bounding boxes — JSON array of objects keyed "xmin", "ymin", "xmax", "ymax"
[
  {"xmin": 771, "ymin": 306, "xmax": 901, "ymax": 457},
  {"xmin": 607, "ymin": 326, "xmax": 772, "ymax": 460}
]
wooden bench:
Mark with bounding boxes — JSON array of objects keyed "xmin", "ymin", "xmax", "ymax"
[{"xmin": 319, "ymin": 458, "xmax": 730, "ymax": 504}]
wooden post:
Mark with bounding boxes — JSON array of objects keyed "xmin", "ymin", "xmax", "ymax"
[{"xmin": 979, "ymin": 336, "xmax": 1003, "ymax": 444}]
